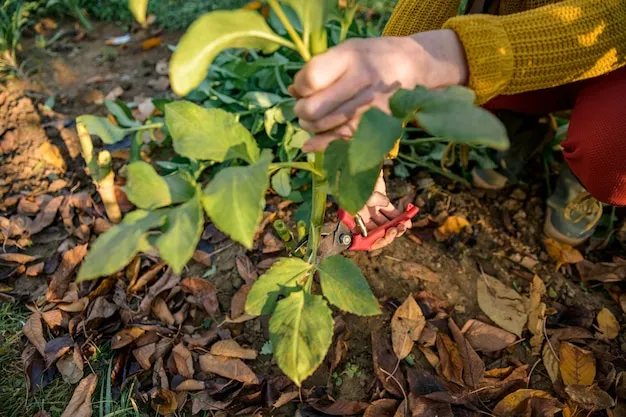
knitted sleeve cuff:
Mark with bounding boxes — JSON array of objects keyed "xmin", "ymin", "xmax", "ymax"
[{"xmin": 443, "ymin": 14, "xmax": 514, "ymax": 104}]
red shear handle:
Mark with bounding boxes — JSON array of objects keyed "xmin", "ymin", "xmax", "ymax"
[{"xmin": 338, "ymin": 204, "xmax": 419, "ymax": 251}]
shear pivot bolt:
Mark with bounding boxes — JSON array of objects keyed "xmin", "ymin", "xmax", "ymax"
[{"xmin": 340, "ymin": 234, "xmax": 352, "ymax": 246}]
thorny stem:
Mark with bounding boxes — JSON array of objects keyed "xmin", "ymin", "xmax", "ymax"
[{"xmin": 267, "ymin": 0, "xmax": 312, "ymax": 62}]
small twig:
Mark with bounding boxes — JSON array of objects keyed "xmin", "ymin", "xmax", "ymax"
[
  {"xmin": 379, "ymin": 367, "xmax": 408, "ymax": 414},
  {"xmin": 386, "ymin": 359, "xmax": 401, "ymax": 383},
  {"xmin": 527, "ymin": 359, "xmax": 542, "ymax": 388},
  {"xmin": 543, "ymin": 317, "xmax": 560, "ymax": 362}
]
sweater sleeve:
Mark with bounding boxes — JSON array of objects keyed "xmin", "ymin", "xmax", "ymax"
[
  {"xmin": 383, "ymin": 0, "xmax": 461, "ymax": 36},
  {"xmin": 443, "ymin": 0, "xmax": 626, "ymax": 104}
]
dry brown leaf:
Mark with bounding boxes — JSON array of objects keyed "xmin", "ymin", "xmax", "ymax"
[
  {"xmin": 461, "ymin": 319, "xmax": 517, "ymax": 352},
  {"xmin": 150, "ymin": 388, "xmax": 177, "ymax": 416},
  {"xmin": 84, "ymin": 297, "xmax": 117, "ymax": 327},
  {"xmin": 41, "ymin": 309, "xmax": 69, "ymax": 331},
  {"xmin": 26, "ymin": 262, "xmax": 45, "ymax": 276},
  {"xmin": 620, "ymin": 294, "xmax": 626, "ymax": 314},
  {"xmin": 544, "ymin": 238, "xmax": 584, "ymax": 270},
  {"xmin": 372, "ymin": 331, "xmax": 406, "ymax": 397},
  {"xmin": 180, "ymin": 277, "xmax": 219, "ymax": 316},
  {"xmin": 273, "ymin": 391, "xmax": 300, "ymax": 408},
  {"xmin": 596, "ymin": 308, "xmax": 620, "ymax": 340},
  {"xmin": 548, "ymin": 327, "xmax": 594, "ymax": 341},
  {"xmin": 172, "ymin": 343, "xmax": 194, "ymax": 378},
  {"xmin": 111, "ymin": 327, "xmax": 145, "ymax": 349},
  {"xmin": 57, "ymin": 346, "xmax": 84, "ymax": 384},
  {"xmin": 565, "ymin": 384, "xmax": 615, "ymax": 410},
  {"xmin": 230, "ymin": 284, "xmax": 251, "ymax": 319},
  {"xmin": 542, "ymin": 337, "xmax": 561, "ymax": 384},
  {"xmin": 60, "ymin": 374, "xmax": 98, "ymax": 417},
  {"xmin": 174, "ymin": 379, "xmax": 205, "ymax": 391},
  {"xmin": 493, "ymin": 389, "xmax": 556, "ymax": 416},
  {"xmin": 191, "ymin": 390, "xmax": 234, "ymax": 414},
  {"xmin": 24, "ymin": 313, "xmax": 46, "ymax": 356},
  {"xmin": 434, "ymin": 216, "xmax": 470, "ymax": 241},
  {"xmin": 140, "ymin": 268, "xmax": 180, "ymax": 312},
  {"xmin": 152, "ymin": 297, "xmax": 175, "ymax": 326},
  {"xmin": 46, "ymin": 244, "xmax": 88, "ymax": 301},
  {"xmin": 199, "ymin": 353, "xmax": 258, "ymax": 384},
  {"xmin": 397, "ymin": 262, "xmax": 441, "ymax": 283},
  {"xmin": 29, "ymin": 196, "xmax": 64, "ymax": 235},
  {"xmin": 449, "ymin": 318, "xmax": 484, "ymax": 388},
  {"xmin": 477, "ymin": 274, "xmax": 527, "ymax": 337},
  {"xmin": 235, "ymin": 254, "xmax": 258, "ymax": 284},
  {"xmin": 44, "ymin": 336, "xmax": 73, "ymax": 366},
  {"xmin": 617, "ymin": 372, "xmax": 626, "ymax": 399},
  {"xmin": 418, "ymin": 346, "xmax": 440, "ymax": 369},
  {"xmin": 0, "ymin": 252, "xmax": 38, "ymax": 264},
  {"xmin": 133, "ymin": 343, "xmax": 156, "ymax": 370},
  {"xmin": 128, "ymin": 262, "xmax": 165, "ymax": 293},
  {"xmin": 436, "ymin": 333, "xmax": 464, "ymax": 386},
  {"xmin": 391, "ymin": 294, "xmax": 425, "ymax": 360},
  {"xmin": 262, "ymin": 231, "xmax": 284, "ymax": 253},
  {"xmin": 528, "ymin": 275, "xmax": 547, "ymax": 355},
  {"xmin": 310, "ymin": 399, "xmax": 370, "ymax": 415},
  {"xmin": 560, "ymin": 342, "xmax": 595, "ymax": 386},
  {"xmin": 58, "ymin": 297, "xmax": 89, "ymax": 313},
  {"xmin": 210, "ymin": 339, "xmax": 257, "ymax": 360}
]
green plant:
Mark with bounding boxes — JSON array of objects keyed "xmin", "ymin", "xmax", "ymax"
[
  {"xmin": 76, "ymin": 0, "xmax": 508, "ymax": 386},
  {"xmin": 0, "ymin": 0, "xmax": 36, "ymax": 77}
]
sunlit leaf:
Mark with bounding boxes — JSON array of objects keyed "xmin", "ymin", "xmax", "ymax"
[
  {"xmin": 76, "ymin": 115, "xmax": 128, "ymax": 144},
  {"xmin": 77, "ymin": 210, "xmax": 165, "ymax": 282},
  {"xmin": 170, "ymin": 10, "xmax": 287, "ymax": 96},
  {"xmin": 477, "ymin": 274, "xmax": 527, "ymax": 337},
  {"xmin": 280, "ymin": 0, "xmax": 337, "ymax": 32},
  {"xmin": 202, "ymin": 151, "xmax": 271, "ymax": 249},
  {"xmin": 597, "ymin": 308, "xmax": 620, "ymax": 340},
  {"xmin": 125, "ymin": 161, "xmax": 195, "ymax": 209},
  {"xmin": 269, "ymin": 290, "xmax": 333, "ymax": 386},
  {"xmin": 245, "ymin": 257, "xmax": 312, "ymax": 315},
  {"xmin": 391, "ymin": 294, "xmax": 425, "ymax": 359},
  {"xmin": 543, "ymin": 238, "xmax": 584, "ymax": 270},
  {"xmin": 271, "ymin": 168, "xmax": 292, "ymax": 197},
  {"xmin": 155, "ymin": 193, "xmax": 204, "ymax": 273},
  {"xmin": 560, "ymin": 342, "xmax": 595, "ymax": 386},
  {"xmin": 390, "ymin": 86, "xmax": 509, "ymax": 150},
  {"xmin": 317, "ymin": 256, "xmax": 380, "ymax": 316},
  {"xmin": 166, "ymin": 101, "xmax": 260, "ymax": 163},
  {"xmin": 128, "ymin": 0, "xmax": 149, "ymax": 25},
  {"xmin": 493, "ymin": 389, "xmax": 557, "ymax": 417}
]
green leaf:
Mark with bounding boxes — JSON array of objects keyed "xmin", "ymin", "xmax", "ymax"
[
  {"xmin": 270, "ymin": 290, "xmax": 333, "ymax": 386},
  {"xmin": 105, "ymin": 99, "xmax": 140, "ymax": 128},
  {"xmin": 77, "ymin": 210, "xmax": 165, "ymax": 282},
  {"xmin": 202, "ymin": 151, "xmax": 272, "ymax": 249},
  {"xmin": 166, "ymin": 101, "xmax": 260, "ymax": 164},
  {"xmin": 76, "ymin": 115, "xmax": 128, "ymax": 144},
  {"xmin": 271, "ymin": 169, "xmax": 292, "ymax": 197},
  {"xmin": 243, "ymin": 91, "xmax": 284, "ymax": 108},
  {"xmin": 170, "ymin": 10, "xmax": 289, "ymax": 96},
  {"xmin": 245, "ymin": 257, "xmax": 312, "ymax": 316},
  {"xmin": 389, "ymin": 86, "xmax": 509, "ymax": 151},
  {"xmin": 155, "ymin": 192, "xmax": 204, "ymax": 273},
  {"xmin": 128, "ymin": 0, "xmax": 149, "ymax": 25},
  {"xmin": 125, "ymin": 161, "xmax": 195, "ymax": 209},
  {"xmin": 281, "ymin": 0, "xmax": 337, "ymax": 32},
  {"xmin": 324, "ymin": 140, "xmax": 383, "ymax": 215},
  {"xmin": 347, "ymin": 108, "xmax": 403, "ymax": 172},
  {"xmin": 317, "ymin": 256, "xmax": 381, "ymax": 316}
]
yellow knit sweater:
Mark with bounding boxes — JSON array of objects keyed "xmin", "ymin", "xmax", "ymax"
[{"xmin": 383, "ymin": 0, "xmax": 626, "ymax": 104}]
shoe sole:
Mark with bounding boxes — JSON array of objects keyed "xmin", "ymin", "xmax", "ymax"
[{"xmin": 543, "ymin": 207, "xmax": 589, "ymax": 247}]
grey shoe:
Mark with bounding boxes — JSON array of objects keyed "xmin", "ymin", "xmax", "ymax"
[{"xmin": 544, "ymin": 165, "xmax": 603, "ymax": 246}]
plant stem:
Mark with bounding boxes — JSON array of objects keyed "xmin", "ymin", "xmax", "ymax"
[
  {"xmin": 97, "ymin": 151, "xmax": 122, "ymax": 223},
  {"xmin": 268, "ymin": 0, "xmax": 312, "ymax": 62},
  {"xmin": 76, "ymin": 121, "xmax": 100, "ymax": 178},
  {"xmin": 126, "ymin": 123, "xmax": 163, "ymax": 133},
  {"xmin": 269, "ymin": 162, "xmax": 325, "ymax": 178},
  {"xmin": 304, "ymin": 31, "xmax": 330, "ymax": 269},
  {"xmin": 398, "ymin": 153, "xmax": 471, "ymax": 187}
]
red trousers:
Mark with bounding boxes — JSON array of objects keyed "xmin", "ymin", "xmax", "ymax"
[{"xmin": 484, "ymin": 66, "xmax": 626, "ymax": 207}]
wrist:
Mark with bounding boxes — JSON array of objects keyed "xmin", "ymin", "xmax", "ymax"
[{"xmin": 408, "ymin": 29, "xmax": 469, "ymax": 88}]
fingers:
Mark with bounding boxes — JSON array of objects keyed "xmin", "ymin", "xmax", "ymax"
[
  {"xmin": 370, "ymin": 227, "xmax": 399, "ymax": 251},
  {"xmin": 295, "ymin": 74, "xmax": 373, "ymax": 126},
  {"xmin": 291, "ymin": 43, "xmax": 354, "ymax": 98},
  {"xmin": 301, "ymin": 125, "xmax": 354, "ymax": 153}
]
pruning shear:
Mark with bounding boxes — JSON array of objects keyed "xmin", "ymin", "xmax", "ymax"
[{"xmin": 295, "ymin": 204, "xmax": 419, "ymax": 258}]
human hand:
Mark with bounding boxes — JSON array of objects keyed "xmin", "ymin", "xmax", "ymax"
[
  {"xmin": 289, "ymin": 29, "xmax": 468, "ymax": 153},
  {"xmin": 356, "ymin": 172, "xmax": 412, "ymax": 251}
]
